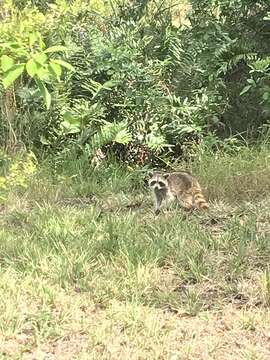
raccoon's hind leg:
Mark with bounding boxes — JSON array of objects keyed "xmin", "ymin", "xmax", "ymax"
[
  {"xmin": 163, "ymin": 191, "xmax": 176, "ymax": 212},
  {"xmin": 177, "ymin": 191, "xmax": 194, "ymax": 211}
]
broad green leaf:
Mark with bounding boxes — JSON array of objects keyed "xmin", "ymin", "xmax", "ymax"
[
  {"xmin": 36, "ymin": 66, "xmax": 50, "ymax": 81},
  {"xmin": 240, "ymin": 85, "xmax": 252, "ymax": 96},
  {"xmin": 1, "ymin": 43, "xmax": 28, "ymax": 56},
  {"xmin": 1, "ymin": 55, "xmax": 14, "ymax": 72},
  {"xmin": 2, "ymin": 64, "xmax": 25, "ymax": 88},
  {"xmin": 33, "ymin": 52, "xmax": 48, "ymax": 65},
  {"xmin": 61, "ymin": 112, "xmax": 81, "ymax": 134},
  {"xmin": 44, "ymin": 45, "xmax": 68, "ymax": 53},
  {"xmin": 51, "ymin": 59, "xmax": 74, "ymax": 71},
  {"xmin": 63, "ymin": 111, "xmax": 79, "ymax": 124},
  {"xmin": 26, "ymin": 59, "xmax": 39, "ymax": 77},
  {"xmin": 48, "ymin": 61, "xmax": 62, "ymax": 79},
  {"xmin": 35, "ymin": 77, "xmax": 51, "ymax": 109},
  {"xmin": 2, "ymin": 42, "xmax": 20, "ymax": 49},
  {"xmin": 102, "ymin": 80, "xmax": 118, "ymax": 89},
  {"xmin": 38, "ymin": 35, "xmax": 45, "ymax": 50},
  {"xmin": 60, "ymin": 120, "xmax": 80, "ymax": 134},
  {"xmin": 262, "ymin": 91, "xmax": 269, "ymax": 101},
  {"xmin": 29, "ymin": 33, "xmax": 38, "ymax": 47}
]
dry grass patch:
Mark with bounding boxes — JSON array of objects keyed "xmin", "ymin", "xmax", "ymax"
[{"xmin": 2, "ymin": 293, "xmax": 270, "ymax": 360}]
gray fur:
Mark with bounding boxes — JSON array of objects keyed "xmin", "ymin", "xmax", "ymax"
[{"xmin": 148, "ymin": 171, "xmax": 207, "ymax": 214}]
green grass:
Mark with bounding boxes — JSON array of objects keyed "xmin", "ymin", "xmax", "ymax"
[{"xmin": 1, "ymin": 145, "xmax": 270, "ymax": 359}]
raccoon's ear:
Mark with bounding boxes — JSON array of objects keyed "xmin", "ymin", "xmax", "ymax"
[
  {"xmin": 163, "ymin": 172, "xmax": 170, "ymax": 179},
  {"xmin": 144, "ymin": 171, "xmax": 153, "ymax": 186}
]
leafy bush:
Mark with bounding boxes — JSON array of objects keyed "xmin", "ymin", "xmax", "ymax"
[{"xmin": 0, "ymin": 0, "xmax": 270, "ymax": 164}]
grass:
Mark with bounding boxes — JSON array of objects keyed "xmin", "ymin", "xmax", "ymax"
[{"xmin": 1, "ymin": 145, "xmax": 270, "ymax": 359}]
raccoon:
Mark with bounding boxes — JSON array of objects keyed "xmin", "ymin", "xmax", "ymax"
[{"xmin": 148, "ymin": 171, "xmax": 209, "ymax": 215}]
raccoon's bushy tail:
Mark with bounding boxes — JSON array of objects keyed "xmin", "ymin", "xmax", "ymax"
[{"xmin": 192, "ymin": 181, "xmax": 209, "ymax": 210}]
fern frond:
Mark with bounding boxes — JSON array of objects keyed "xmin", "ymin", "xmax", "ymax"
[
  {"xmin": 168, "ymin": 36, "xmax": 194, "ymax": 75},
  {"xmin": 89, "ymin": 121, "xmax": 132, "ymax": 155}
]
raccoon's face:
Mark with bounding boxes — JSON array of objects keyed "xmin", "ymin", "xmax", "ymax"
[{"xmin": 148, "ymin": 172, "xmax": 169, "ymax": 191}]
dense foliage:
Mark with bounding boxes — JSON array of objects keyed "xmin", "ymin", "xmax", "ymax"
[{"xmin": 1, "ymin": 0, "xmax": 270, "ymax": 164}]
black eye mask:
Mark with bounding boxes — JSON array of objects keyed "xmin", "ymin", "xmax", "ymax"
[
  {"xmin": 158, "ymin": 181, "xmax": 166, "ymax": 187},
  {"xmin": 149, "ymin": 180, "xmax": 166, "ymax": 187}
]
